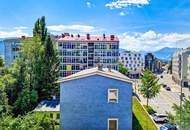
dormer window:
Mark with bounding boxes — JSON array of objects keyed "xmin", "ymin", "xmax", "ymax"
[{"xmin": 108, "ymin": 89, "xmax": 118, "ymax": 103}]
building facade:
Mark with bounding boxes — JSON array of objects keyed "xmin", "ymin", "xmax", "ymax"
[
  {"xmin": 58, "ymin": 33, "xmax": 119, "ymax": 77},
  {"xmin": 187, "ymin": 56, "xmax": 190, "ymax": 87},
  {"xmin": 3, "ymin": 38, "xmax": 22, "ymax": 66},
  {"xmin": 144, "ymin": 53, "xmax": 162, "ymax": 73},
  {"xmin": 59, "ymin": 67, "xmax": 133, "ymax": 130},
  {"xmin": 172, "ymin": 48, "xmax": 190, "ymax": 87},
  {"xmin": 119, "ymin": 51, "xmax": 144, "ymax": 78}
]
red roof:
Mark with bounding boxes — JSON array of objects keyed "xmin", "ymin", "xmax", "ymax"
[{"xmin": 58, "ymin": 34, "xmax": 119, "ymax": 42}]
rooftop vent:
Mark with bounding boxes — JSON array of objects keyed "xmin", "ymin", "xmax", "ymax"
[
  {"xmin": 97, "ymin": 64, "xmax": 103, "ymax": 71},
  {"xmin": 87, "ymin": 33, "xmax": 90, "ymax": 40}
]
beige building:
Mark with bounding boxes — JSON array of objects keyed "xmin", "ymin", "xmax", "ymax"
[
  {"xmin": 187, "ymin": 56, "xmax": 190, "ymax": 86},
  {"xmin": 172, "ymin": 47, "xmax": 190, "ymax": 87}
]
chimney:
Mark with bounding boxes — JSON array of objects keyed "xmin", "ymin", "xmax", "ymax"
[
  {"xmin": 87, "ymin": 33, "xmax": 90, "ymax": 40},
  {"xmin": 108, "ymin": 65, "xmax": 112, "ymax": 72},
  {"xmin": 64, "ymin": 32, "xmax": 70, "ymax": 36},
  {"xmin": 21, "ymin": 36, "xmax": 26, "ymax": 39},
  {"xmin": 61, "ymin": 33, "xmax": 65, "ymax": 38},
  {"xmin": 110, "ymin": 35, "xmax": 115, "ymax": 40},
  {"xmin": 97, "ymin": 64, "xmax": 103, "ymax": 71},
  {"xmin": 103, "ymin": 34, "xmax": 106, "ymax": 39}
]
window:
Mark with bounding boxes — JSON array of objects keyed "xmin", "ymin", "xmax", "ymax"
[
  {"xmin": 108, "ymin": 118, "xmax": 118, "ymax": 130},
  {"xmin": 57, "ymin": 114, "xmax": 60, "ymax": 119},
  {"xmin": 108, "ymin": 89, "xmax": 118, "ymax": 103},
  {"xmin": 50, "ymin": 113, "xmax": 53, "ymax": 118}
]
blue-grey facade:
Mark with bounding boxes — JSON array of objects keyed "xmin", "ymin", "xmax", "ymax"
[{"xmin": 60, "ymin": 74, "xmax": 132, "ymax": 130}]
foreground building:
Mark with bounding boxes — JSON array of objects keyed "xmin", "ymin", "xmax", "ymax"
[
  {"xmin": 34, "ymin": 99, "xmax": 60, "ymax": 123},
  {"xmin": 58, "ymin": 33, "xmax": 119, "ymax": 77},
  {"xmin": 59, "ymin": 66, "xmax": 133, "ymax": 130},
  {"xmin": 144, "ymin": 53, "xmax": 162, "ymax": 73},
  {"xmin": 120, "ymin": 51, "xmax": 144, "ymax": 78},
  {"xmin": 172, "ymin": 47, "xmax": 190, "ymax": 87}
]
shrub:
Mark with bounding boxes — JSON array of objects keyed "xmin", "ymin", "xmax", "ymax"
[{"xmin": 143, "ymin": 105, "xmax": 156, "ymax": 115}]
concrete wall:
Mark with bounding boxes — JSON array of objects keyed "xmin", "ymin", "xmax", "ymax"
[{"xmin": 60, "ymin": 75, "xmax": 132, "ymax": 130}]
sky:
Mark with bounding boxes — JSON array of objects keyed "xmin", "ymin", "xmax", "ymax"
[{"xmin": 0, "ymin": 0, "xmax": 190, "ymax": 51}]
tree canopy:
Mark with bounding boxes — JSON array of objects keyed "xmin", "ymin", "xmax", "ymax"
[
  {"xmin": 139, "ymin": 69, "xmax": 161, "ymax": 106},
  {"xmin": 173, "ymin": 97, "xmax": 190, "ymax": 130}
]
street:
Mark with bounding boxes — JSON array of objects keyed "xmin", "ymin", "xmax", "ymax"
[{"xmin": 136, "ymin": 71, "xmax": 190, "ymax": 115}]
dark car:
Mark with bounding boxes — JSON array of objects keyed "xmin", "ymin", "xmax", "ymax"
[
  {"xmin": 165, "ymin": 86, "xmax": 171, "ymax": 91},
  {"xmin": 162, "ymin": 84, "xmax": 167, "ymax": 88},
  {"xmin": 160, "ymin": 125, "xmax": 178, "ymax": 130},
  {"xmin": 160, "ymin": 75, "xmax": 163, "ymax": 78}
]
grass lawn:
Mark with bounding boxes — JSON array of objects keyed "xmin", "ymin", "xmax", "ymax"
[{"xmin": 132, "ymin": 96, "xmax": 158, "ymax": 130}]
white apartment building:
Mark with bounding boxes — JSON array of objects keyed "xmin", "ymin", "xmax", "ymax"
[
  {"xmin": 3, "ymin": 38, "xmax": 22, "ymax": 66},
  {"xmin": 58, "ymin": 33, "xmax": 119, "ymax": 77},
  {"xmin": 172, "ymin": 47, "xmax": 190, "ymax": 87},
  {"xmin": 120, "ymin": 51, "xmax": 144, "ymax": 78}
]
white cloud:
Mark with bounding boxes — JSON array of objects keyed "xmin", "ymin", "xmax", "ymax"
[
  {"xmin": 106, "ymin": 0, "xmax": 150, "ymax": 9},
  {"xmin": 47, "ymin": 24, "xmax": 103, "ymax": 33},
  {"xmin": 0, "ymin": 29, "xmax": 29, "ymax": 38},
  {"xmin": 14, "ymin": 26, "xmax": 28, "ymax": 30},
  {"xmin": 86, "ymin": 2, "xmax": 92, "ymax": 8},
  {"xmin": 119, "ymin": 11, "xmax": 126, "ymax": 16},
  {"xmin": 119, "ymin": 30, "xmax": 190, "ymax": 51}
]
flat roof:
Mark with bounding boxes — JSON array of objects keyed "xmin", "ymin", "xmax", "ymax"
[
  {"xmin": 58, "ymin": 35, "xmax": 119, "ymax": 42},
  {"xmin": 34, "ymin": 100, "xmax": 60, "ymax": 112}
]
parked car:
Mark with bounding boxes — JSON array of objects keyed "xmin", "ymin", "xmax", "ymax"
[
  {"xmin": 160, "ymin": 75, "xmax": 163, "ymax": 78},
  {"xmin": 162, "ymin": 84, "xmax": 167, "ymax": 88},
  {"xmin": 165, "ymin": 86, "xmax": 171, "ymax": 91},
  {"xmin": 152, "ymin": 113, "xmax": 169, "ymax": 123},
  {"xmin": 160, "ymin": 125, "xmax": 178, "ymax": 130}
]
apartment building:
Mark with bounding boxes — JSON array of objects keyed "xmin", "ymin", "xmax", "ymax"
[
  {"xmin": 172, "ymin": 47, "xmax": 190, "ymax": 87},
  {"xmin": 58, "ymin": 33, "xmax": 119, "ymax": 77},
  {"xmin": 120, "ymin": 51, "xmax": 144, "ymax": 78},
  {"xmin": 144, "ymin": 53, "xmax": 163, "ymax": 73},
  {"xmin": 3, "ymin": 38, "xmax": 22, "ymax": 66}
]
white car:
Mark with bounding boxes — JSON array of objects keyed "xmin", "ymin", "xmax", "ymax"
[{"xmin": 152, "ymin": 113, "xmax": 169, "ymax": 123}]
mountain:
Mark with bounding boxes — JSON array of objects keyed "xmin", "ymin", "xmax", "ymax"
[{"xmin": 153, "ymin": 47, "xmax": 180, "ymax": 62}]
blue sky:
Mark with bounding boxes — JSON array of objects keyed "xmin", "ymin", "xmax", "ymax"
[{"xmin": 0, "ymin": 0, "xmax": 190, "ymax": 51}]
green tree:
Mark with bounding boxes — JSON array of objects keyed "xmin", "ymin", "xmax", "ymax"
[
  {"xmin": 173, "ymin": 97, "xmax": 190, "ymax": 130},
  {"xmin": 0, "ymin": 81, "xmax": 9, "ymax": 117},
  {"xmin": 0, "ymin": 112, "xmax": 55, "ymax": 130},
  {"xmin": 42, "ymin": 35, "xmax": 60, "ymax": 97},
  {"xmin": 0, "ymin": 56, "xmax": 4, "ymax": 67},
  {"xmin": 139, "ymin": 69, "xmax": 161, "ymax": 106},
  {"xmin": 32, "ymin": 16, "xmax": 59, "ymax": 99},
  {"xmin": 119, "ymin": 62, "xmax": 128, "ymax": 75},
  {"xmin": 13, "ymin": 89, "xmax": 38, "ymax": 115},
  {"xmin": 33, "ymin": 16, "xmax": 47, "ymax": 44}
]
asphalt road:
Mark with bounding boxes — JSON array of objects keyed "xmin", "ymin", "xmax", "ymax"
[{"xmin": 136, "ymin": 71, "xmax": 190, "ymax": 115}]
